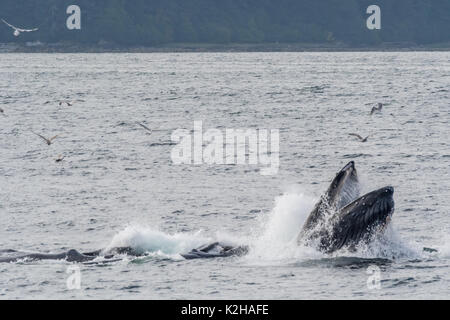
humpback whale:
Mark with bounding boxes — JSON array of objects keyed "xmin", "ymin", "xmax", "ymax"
[
  {"xmin": 0, "ymin": 162, "xmax": 394, "ymax": 263},
  {"xmin": 182, "ymin": 161, "xmax": 394, "ymax": 258},
  {"xmin": 297, "ymin": 161, "xmax": 394, "ymax": 253},
  {"xmin": 299, "ymin": 186, "xmax": 394, "ymax": 253}
]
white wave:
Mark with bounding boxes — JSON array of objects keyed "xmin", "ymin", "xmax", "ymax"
[{"xmin": 105, "ymin": 225, "xmax": 211, "ymax": 257}]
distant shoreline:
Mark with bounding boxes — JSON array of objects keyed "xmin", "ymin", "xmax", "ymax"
[{"xmin": 1, "ymin": 42, "xmax": 450, "ymax": 53}]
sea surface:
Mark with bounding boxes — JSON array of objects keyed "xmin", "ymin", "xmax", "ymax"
[{"xmin": 0, "ymin": 52, "xmax": 449, "ymax": 299}]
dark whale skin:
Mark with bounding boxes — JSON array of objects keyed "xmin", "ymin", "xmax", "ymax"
[
  {"xmin": 311, "ymin": 186, "xmax": 395, "ymax": 253},
  {"xmin": 181, "ymin": 242, "xmax": 249, "ymax": 260},
  {"xmin": 298, "ymin": 161, "xmax": 360, "ymax": 243},
  {"xmin": 0, "ymin": 249, "xmax": 95, "ymax": 263},
  {"xmin": 0, "ymin": 247, "xmax": 141, "ymax": 263}
]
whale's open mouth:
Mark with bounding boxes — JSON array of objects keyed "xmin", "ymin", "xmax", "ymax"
[
  {"xmin": 331, "ymin": 161, "xmax": 360, "ymax": 210},
  {"xmin": 299, "ymin": 161, "xmax": 396, "ymax": 254},
  {"xmin": 300, "ymin": 161, "xmax": 360, "ymax": 237}
]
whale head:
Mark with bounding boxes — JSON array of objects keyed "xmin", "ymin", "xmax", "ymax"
[{"xmin": 322, "ymin": 186, "xmax": 395, "ymax": 253}]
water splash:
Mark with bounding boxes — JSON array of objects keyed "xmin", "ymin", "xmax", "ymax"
[
  {"xmin": 336, "ymin": 224, "xmax": 423, "ymax": 260},
  {"xmin": 105, "ymin": 225, "xmax": 211, "ymax": 258},
  {"xmin": 434, "ymin": 234, "xmax": 450, "ymax": 258},
  {"xmin": 105, "ymin": 187, "xmax": 429, "ymax": 263},
  {"xmin": 244, "ymin": 188, "xmax": 321, "ymax": 262}
]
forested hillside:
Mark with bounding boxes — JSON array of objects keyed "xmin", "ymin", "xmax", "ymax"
[{"xmin": 0, "ymin": 0, "xmax": 449, "ymax": 46}]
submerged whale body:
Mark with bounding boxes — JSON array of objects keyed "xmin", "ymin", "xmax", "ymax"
[
  {"xmin": 0, "ymin": 249, "xmax": 96, "ymax": 263},
  {"xmin": 0, "ymin": 161, "xmax": 395, "ymax": 263},
  {"xmin": 0, "ymin": 244, "xmax": 248, "ymax": 263},
  {"xmin": 181, "ymin": 242, "xmax": 249, "ymax": 259},
  {"xmin": 0, "ymin": 247, "xmax": 139, "ymax": 264}
]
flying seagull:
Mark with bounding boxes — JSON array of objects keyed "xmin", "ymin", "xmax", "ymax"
[
  {"xmin": 44, "ymin": 99, "xmax": 83, "ymax": 106},
  {"xmin": 55, "ymin": 155, "xmax": 65, "ymax": 163},
  {"xmin": 32, "ymin": 131, "xmax": 59, "ymax": 145},
  {"xmin": 136, "ymin": 122, "xmax": 153, "ymax": 134},
  {"xmin": 59, "ymin": 101, "xmax": 73, "ymax": 107},
  {"xmin": 1, "ymin": 19, "xmax": 38, "ymax": 37},
  {"xmin": 370, "ymin": 103, "xmax": 383, "ymax": 115},
  {"xmin": 59, "ymin": 99, "xmax": 86, "ymax": 107},
  {"xmin": 349, "ymin": 133, "xmax": 369, "ymax": 142}
]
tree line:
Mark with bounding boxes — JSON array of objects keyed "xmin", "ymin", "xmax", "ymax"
[{"xmin": 0, "ymin": 0, "xmax": 449, "ymax": 46}]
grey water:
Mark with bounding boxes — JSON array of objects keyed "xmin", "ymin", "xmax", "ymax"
[{"xmin": 0, "ymin": 52, "xmax": 449, "ymax": 299}]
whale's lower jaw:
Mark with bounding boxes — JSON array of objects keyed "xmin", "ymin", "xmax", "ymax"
[{"xmin": 298, "ymin": 161, "xmax": 360, "ymax": 242}]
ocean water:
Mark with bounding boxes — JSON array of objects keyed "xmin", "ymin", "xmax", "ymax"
[{"xmin": 0, "ymin": 52, "xmax": 449, "ymax": 299}]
